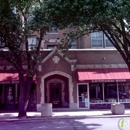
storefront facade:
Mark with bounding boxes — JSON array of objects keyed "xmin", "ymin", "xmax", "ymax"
[
  {"xmin": 77, "ymin": 68, "xmax": 130, "ymax": 109},
  {"xmin": 0, "ymin": 73, "xmax": 36, "ymax": 110},
  {"xmin": 0, "ymin": 49, "xmax": 130, "ymax": 111},
  {"xmin": 0, "ymin": 82, "xmax": 19, "ymax": 110},
  {"xmin": 77, "ymin": 82, "xmax": 130, "ymax": 109},
  {"xmin": 36, "ymin": 49, "xmax": 130, "ymax": 111}
]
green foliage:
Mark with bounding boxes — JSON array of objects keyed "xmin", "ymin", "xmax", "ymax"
[
  {"xmin": 0, "ymin": 0, "xmax": 49, "ymax": 74},
  {"xmin": 44, "ymin": 0, "xmax": 130, "ymax": 68}
]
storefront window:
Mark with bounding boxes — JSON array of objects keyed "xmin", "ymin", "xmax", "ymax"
[
  {"xmin": 0, "ymin": 84, "xmax": 3, "ymax": 104},
  {"xmin": 118, "ymin": 83, "xmax": 130, "ymax": 102},
  {"xmin": 78, "ymin": 84, "xmax": 89, "ymax": 108},
  {"xmin": 104, "ymin": 83, "xmax": 117, "ymax": 102},
  {"xmin": 7, "ymin": 86, "xmax": 14, "ymax": 104},
  {"xmin": 89, "ymin": 83, "xmax": 103, "ymax": 103}
]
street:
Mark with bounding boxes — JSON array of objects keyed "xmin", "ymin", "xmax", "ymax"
[{"xmin": 0, "ymin": 117, "xmax": 130, "ymax": 130}]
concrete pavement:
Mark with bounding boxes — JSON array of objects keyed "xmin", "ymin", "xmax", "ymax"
[{"xmin": 0, "ymin": 109, "xmax": 130, "ymax": 122}]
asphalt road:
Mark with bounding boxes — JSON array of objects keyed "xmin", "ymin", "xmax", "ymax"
[{"xmin": 0, "ymin": 117, "xmax": 130, "ymax": 130}]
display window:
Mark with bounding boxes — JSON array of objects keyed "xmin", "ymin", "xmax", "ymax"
[
  {"xmin": 118, "ymin": 83, "xmax": 130, "ymax": 102},
  {"xmin": 89, "ymin": 83, "xmax": 103, "ymax": 103},
  {"xmin": 5, "ymin": 84, "xmax": 15, "ymax": 105},
  {"xmin": 104, "ymin": 83, "xmax": 117, "ymax": 102}
]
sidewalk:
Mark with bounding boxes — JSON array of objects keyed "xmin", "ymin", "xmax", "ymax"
[{"xmin": 0, "ymin": 109, "xmax": 130, "ymax": 122}]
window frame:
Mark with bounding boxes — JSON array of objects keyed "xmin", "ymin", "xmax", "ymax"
[
  {"xmin": 69, "ymin": 38, "xmax": 77, "ymax": 49},
  {"xmin": 28, "ymin": 36, "xmax": 37, "ymax": 50},
  {"xmin": 91, "ymin": 32, "xmax": 114, "ymax": 48},
  {"xmin": 47, "ymin": 27, "xmax": 58, "ymax": 34}
]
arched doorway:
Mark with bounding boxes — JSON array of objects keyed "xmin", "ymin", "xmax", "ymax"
[{"xmin": 45, "ymin": 75, "xmax": 69, "ymax": 108}]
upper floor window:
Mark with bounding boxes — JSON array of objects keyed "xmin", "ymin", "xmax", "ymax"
[
  {"xmin": 28, "ymin": 36, "xmax": 37, "ymax": 50},
  {"xmin": 69, "ymin": 38, "xmax": 77, "ymax": 49},
  {"xmin": 0, "ymin": 39, "xmax": 8, "ymax": 51},
  {"xmin": 91, "ymin": 32, "xmax": 114, "ymax": 48},
  {"xmin": 47, "ymin": 45, "xmax": 57, "ymax": 49},
  {"xmin": 48, "ymin": 27, "xmax": 58, "ymax": 33},
  {"xmin": 70, "ymin": 39, "xmax": 77, "ymax": 49}
]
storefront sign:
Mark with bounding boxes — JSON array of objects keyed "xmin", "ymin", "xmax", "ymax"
[
  {"xmin": 0, "ymin": 81, "xmax": 19, "ymax": 84},
  {"xmin": 91, "ymin": 79, "xmax": 126, "ymax": 83}
]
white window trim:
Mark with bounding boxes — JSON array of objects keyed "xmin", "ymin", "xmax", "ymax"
[{"xmin": 77, "ymin": 83, "xmax": 90, "ymax": 109}]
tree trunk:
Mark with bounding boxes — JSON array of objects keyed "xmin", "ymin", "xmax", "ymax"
[
  {"xmin": 18, "ymin": 72, "xmax": 33, "ymax": 118},
  {"xmin": 127, "ymin": 64, "xmax": 130, "ymax": 72}
]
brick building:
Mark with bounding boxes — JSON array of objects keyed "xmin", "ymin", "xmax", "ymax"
[{"xmin": 0, "ymin": 29, "xmax": 130, "ymax": 111}]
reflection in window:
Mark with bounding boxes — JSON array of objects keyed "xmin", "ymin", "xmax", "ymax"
[
  {"xmin": 104, "ymin": 83, "xmax": 117, "ymax": 102},
  {"xmin": 70, "ymin": 39, "xmax": 77, "ymax": 49},
  {"xmin": 48, "ymin": 27, "xmax": 58, "ymax": 33},
  {"xmin": 78, "ymin": 84, "xmax": 88, "ymax": 108},
  {"xmin": 91, "ymin": 31, "xmax": 114, "ymax": 48},
  {"xmin": 7, "ymin": 86, "xmax": 14, "ymax": 104},
  {"xmin": 118, "ymin": 83, "xmax": 130, "ymax": 102},
  {"xmin": 28, "ymin": 36, "xmax": 37, "ymax": 50},
  {"xmin": 89, "ymin": 83, "xmax": 103, "ymax": 103}
]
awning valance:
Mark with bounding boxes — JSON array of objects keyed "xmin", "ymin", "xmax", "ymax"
[
  {"xmin": 0, "ymin": 73, "xmax": 36, "ymax": 83},
  {"xmin": 77, "ymin": 68, "xmax": 130, "ymax": 83},
  {"xmin": 0, "ymin": 73, "xmax": 18, "ymax": 83}
]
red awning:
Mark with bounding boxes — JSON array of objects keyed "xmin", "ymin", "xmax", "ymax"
[
  {"xmin": 77, "ymin": 68, "xmax": 130, "ymax": 83},
  {"xmin": 0, "ymin": 73, "xmax": 36, "ymax": 83},
  {"xmin": 0, "ymin": 73, "xmax": 19, "ymax": 83}
]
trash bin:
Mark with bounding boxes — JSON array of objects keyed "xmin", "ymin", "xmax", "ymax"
[{"xmin": 41, "ymin": 103, "xmax": 52, "ymax": 117}]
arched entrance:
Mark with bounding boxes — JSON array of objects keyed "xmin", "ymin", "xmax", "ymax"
[
  {"xmin": 40, "ymin": 71, "xmax": 74, "ymax": 109},
  {"xmin": 45, "ymin": 75, "xmax": 69, "ymax": 108}
]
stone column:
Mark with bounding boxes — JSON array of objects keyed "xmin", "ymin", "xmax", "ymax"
[
  {"xmin": 69, "ymin": 79, "xmax": 77, "ymax": 109},
  {"xmin": 37, "ymin": 79, "xmax": 45, "ymax": 111}
]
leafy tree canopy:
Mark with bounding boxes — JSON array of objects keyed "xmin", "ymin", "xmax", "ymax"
[
  {"xmin": 0, "ymin": 0, "xmax": 48, "ymax": 74},
  {"xmin": 43, "ymin": 0, "xmax": 130, "ymax": 69}
]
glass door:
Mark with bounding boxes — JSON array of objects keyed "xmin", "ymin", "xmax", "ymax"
[
  {"xmin": 50, "ymin": 83, "xmax": 62, "ymax": 108},
  {"xmin": 78, "ymin": 84, "xmax": 89, "ymax": 109}
]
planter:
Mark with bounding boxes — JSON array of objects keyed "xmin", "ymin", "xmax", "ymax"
[
  {"xmin": 41, "ymin": 103, "xmax": 52, "ymax": 117},
  {"xmin": 111, "ymin": 103, "xmax": 125, "ymax": 115}
]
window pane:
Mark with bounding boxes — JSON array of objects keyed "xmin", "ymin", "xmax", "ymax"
[
  {"xmin": 28, "ymin": 37, "xmax": 36, "ymax": 45},
  {"xmin": 78, "ymin": 85, "xmax": 88, "ymax": 108},
  {"xmin": 89, "ymin": 83, "xmax": 103, "ymax": 103},
  {"xmin": 104, "ymin": 83, "xmax": 117, "ymax": 102},
  {"xmin": 28, "ymin": 37, "xmax": 37, "ymax": 49},
  {"xmin": 104, "ymin": 33, "xmax": 114, "ymax": 47},
  {"xmin": 118, "ymin": 83, "xmax": 130, "ymax": 102},
  {"xmin": 91, "ymin": 32, "xmax": 103, "ymax": 47},
  {"xmin": 92, "ymin": 40, "xmax": 102, "ymax": 47},
  {"xmin": 106, "ymin": 39, "xmax": 114, "ymax": 47},
  {"xmin": 49, "ymin": 27, "xmax": 57, "ymax": 33},
  {"xmin": 91, "ymin": 32, "xmax": 103, "ymax": 38},
  {"xmin": 70, "ymin": 39, "xmax": 77, "ymax": 49}
]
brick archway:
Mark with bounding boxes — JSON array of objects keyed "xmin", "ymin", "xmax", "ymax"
[{"xmin": 40, "ymin": 71, "xmax": 74, "ymax": 107}]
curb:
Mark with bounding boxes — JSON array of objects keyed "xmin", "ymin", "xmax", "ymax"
[{"xmin": 0, "ymin": 114, "xmax": 129, "ymax": 123}]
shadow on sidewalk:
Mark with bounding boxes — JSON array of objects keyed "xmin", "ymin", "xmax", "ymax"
[{"xmin": 0, "ymin": 117, "xmax": 102, "ymax": 130}]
